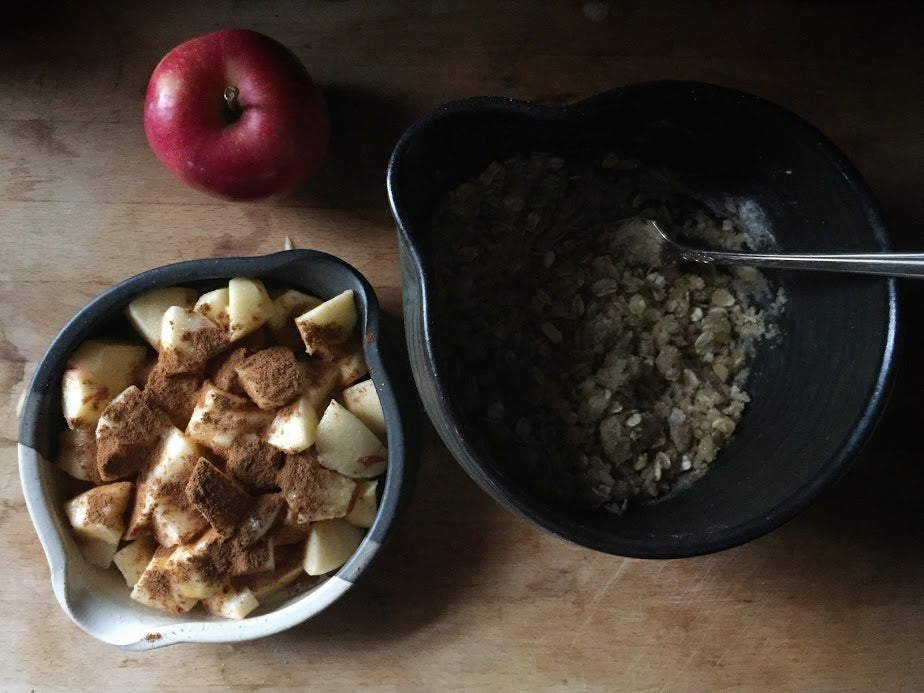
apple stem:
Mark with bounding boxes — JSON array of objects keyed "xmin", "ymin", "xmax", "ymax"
[{"xmin": 223, "ymin": 86, "xmax": 241, "ymax": 113}]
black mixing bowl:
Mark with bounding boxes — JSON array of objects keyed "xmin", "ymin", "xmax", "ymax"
[{"xmin": 387, "ymin": 81, "xmax": 897, "ymax": 558}]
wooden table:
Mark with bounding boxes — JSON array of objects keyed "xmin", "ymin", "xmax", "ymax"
[{"xmin": 2, "ymin": 2, "xmax": 922, "ymax": 689}]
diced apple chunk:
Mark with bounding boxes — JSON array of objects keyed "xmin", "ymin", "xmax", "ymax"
[
  {"xmin": 298, "ymin": 359, "xmax": 340, "ymax": 412},
  {"xmin": 334, "ymin": 340, "xmax": 369, "ymax": 388},
  {"xmin": 126, "ymin": 286, "xmax": 198, "ymax": 349},
  {"xmin": 186, "ymin": 383, "xmax": 273, "ymax": 454},
  {"xmin": 341, "ymin": 380, "xmax": 386, "ymax": 439},
  {"xmin": 269, "ymin": 289, "xmax": 323, "ymax": 348},
  {"xmin": 315, "ymin": 400, "xmax": 387, "ymax": 478},
  {"xmin": 228, "ymin": 277, "xmax": 274, "ymax": 342},
  {"xmin": 235, "ymin": 346, "xmax": 300, "ymax": 410},
  {"xmin": 112, "ymin": 536, "xmax": 158, "ymax": 587},
  {"xmin": 236, "ymin": 494, "xmax": 285, "ymax": 547},
  {"xmin": 185, "ymin": 457, "xmax": 252, "ymax": 536},
  {"xmin": 202, "ymin": 584, "xmax": 260, "ymax": 620},
  {"xmin": 304, "ymin": 519, "xmax": 365, "ymax": 576},
  {"xmin": 229, "ymin": 538, "xmax": 274, "ymax": 576},
  {"xmin": 160, "ymin": 306, "xmax": 228, "ymax": 369},
  {"xmin": 56, "ymin": 429, "xmax": 100, "ymax": 483},
  {"xmin": 345, "ymin": 480, "xmax": 379, "ymax": 529},
  {"xmin": 64, "ymin": 481, "xmax": 133, "ymax": 545},
  {"xmin": 267, "ymin": 396, "xmax": 320, "ymax": 454},
  {"xmin": 62, "ymin": 341, "xmax": 148, "ymax": 430},
  {"xmin": 194, "ymin": 287, "xmax": 230, "ymax": 330},
  {"xmin": 278, "ymin": 451, "xmax": 357, "ymax": 523},
  {"xmin": 245, "ymin": 545, "xmax": 306, "ymax": 601},
  {"xmin": 295, "ymin": 290, "xmax": 358, "ymax": 356},
  {"xmin": 62, "ymin": 369, "xmax": 108, "ymax": 431},
  {"xmin": 225, "ymin": 434, "xmax": 284, "ymax": 491},
  {"xmin": 126, "ymin": 427, "xmax": 208, "ymax": 546},
  {"xmin": 164, "ymin": 529, "xmax": 226, "ymax": 599},
  {"xmin": 77, "ymin": 538, "xmax": 120, "ymax": 569},
  {"xmin": 96, "ymin": 385, "xmax": 170, "ymax": 481},
  {"xmin": 131, "ymin": 548, "xmax": 198, "ymax": 614}
]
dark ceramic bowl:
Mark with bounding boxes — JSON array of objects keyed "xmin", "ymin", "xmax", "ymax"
[
  {"xmin": 18, "ymin": 250, "xmax": 418, "ymax": 648},
  {"xmin": 387, "ymin": 81, "xmax": 897, "ymax": 558}
]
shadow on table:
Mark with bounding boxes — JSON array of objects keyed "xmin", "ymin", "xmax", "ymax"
[{"xmin": 291, "ymin": 84, "xmax": 417, "ymax": 212}]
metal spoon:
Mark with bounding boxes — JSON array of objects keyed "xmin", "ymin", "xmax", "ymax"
[{"xmin": 629, "ymin": 219, "xmax": 924, "ymax": 279}]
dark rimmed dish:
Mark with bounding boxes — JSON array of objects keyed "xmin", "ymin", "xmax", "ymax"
[
  {"xmin": 18, "ymin": 249, "xmax": 418, "ymax": 648},
  {"xmin": 388, "ymin": 81, "xmax": 897, "ymax": 558}
]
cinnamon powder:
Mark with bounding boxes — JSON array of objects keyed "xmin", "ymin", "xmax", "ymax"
[
  {"xmin": 186, "ymin": 457, "xmax": 253, "ymax": 536},
  {"xmin": 96, "ymin": 387, "xmax": 169, "ymax": 481},
  {"xmin": 143, "ymin": 362, "xmax": 203, "ymax": 428},
  {"xmin": 235, "ymin": 346, "xmax": 300, "ymax": 410},
  {"xmin": 209, "ymin": 348, "xmax": 248, "ymax": 395},
  {"xmin": 160, "ymin": 318, "xmax": 229, "ymax": 373},
  {"xmin": 225, "ymin": 434, "xmax": 284, "ymax": 491}
]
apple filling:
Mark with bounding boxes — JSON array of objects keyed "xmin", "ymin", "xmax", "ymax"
[{"xmin": 58, "ymin": 277, "xmax": 388, "ymax": 619}]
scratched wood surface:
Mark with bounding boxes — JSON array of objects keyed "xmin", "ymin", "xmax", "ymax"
[{"xmin": 1, "ymin": 1, "xmax": 922, "ymax": 689}]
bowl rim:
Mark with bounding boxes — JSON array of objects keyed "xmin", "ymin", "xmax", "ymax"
[
  {"xmin": 18, "ymin": 249, "xmax": 418, "ymax": 648},
  {"xmin": 387, "ymin": 79, "xmax": 899, "ymax": 558}
]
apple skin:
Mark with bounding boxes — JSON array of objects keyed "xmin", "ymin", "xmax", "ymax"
[{"xmin": 144, "ymin": 29, "xmax": 329, "ymax": 199}]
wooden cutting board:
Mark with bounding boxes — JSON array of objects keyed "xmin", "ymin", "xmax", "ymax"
[{"xmin": 1, "ymin": 1, "xmax": 921, "ymax": 689}]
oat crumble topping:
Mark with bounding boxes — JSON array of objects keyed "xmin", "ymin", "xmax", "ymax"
[{"xmin": 432, "ymin": 153, "xmax": 785, "ymax": 513}]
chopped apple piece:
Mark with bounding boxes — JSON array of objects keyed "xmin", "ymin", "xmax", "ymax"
[
  {"xmin": 160, "ymin": 306, "xmax": 228, "ymax": 369},
  {"xmin": 126, "ymin": 286, "xmax": 198, "ymax": 349},
  {"xmin": 185, "ymin": 457, "xmax": 252, "ymax": 536},
  {"xmin": 186, "ymin": 383, "xmax": 273, "ymax": 454},
  {"xmin": 202, "ymin": 584, "xmax": 260, "ymax": 620},
  {"xmin": 270, "ymin": 506, "xmax": 313, "ymax": 545},
  {"xmin": 267, "ymin": 396, "xmax": 320, "ymax": 454},
  {"xmin": 131, "ymin": 547, "xmax": 197, "ymax": 614},
  {"xmin": 112, "ymin": 536, "xmax": 158, "ymax": 587},
  {"xmin": 298, "ymin": 359, "xmax": 340, "ymax": 412},
  {"xmin": 228, "ymin": 277, "xmax": 274, "ymax": 342},
  {"xmin": 126, "ymin": 427, "xmax": 208, "ymax": 546},
  {"xmin": 229, "ymin": 538, "xmax": 274, "ymax": 576},
  {"xmin": 269, "ymin": 289, "xmax": 323, "ymax": 348},
  {"xmin": 143, "ymin": 361, "xmax": 203, "ymax": 429},
  {"xmin": 225, "ymin": 434, "xmax": 285, "ymax": 491},
  {"xmin": 209, "ymin": 347, "xmax": 248, "ymax": 395},
  {"xmin": 334, "ymin": 339, "xmax": 369, "ymax": 387},
  {"xmin": 62, "ymin": 369, "xmax": 108, "ymax": 431},
  {"xmin": 315, "ymin": 400, "xmax": 387, "ymax": 478},
  {"xmin": 294, "ymin": 290, "xmax": 357, "ymax": 356},
  {"xmin": 341, "ymin": 380, "xmax": 386, "ymax": 439},
  {"xmin": 245, "ymin": 544, "xmax": 306, "ymax": 601},
  {"xmin": 64, "ymin": 481, "xmax": 133, "ymax": 545},
  {"xmin": 236, "ymin": 493, "xmax": 285, "ymax": 547},
  {"xmin": 303, "ymin": 519, "xmax": 364, "ymax": 576},
  {"xmin": 235, "ymin": 346, "xmax": 300, "ymax": 410},
  {"xmin": 77, "ymin": 538, "xmax": 121, "ymax": 569},
  {"xmin": 95, "ymin": 385, "xmax": 170, "ymax": 481},
  {"xmin": 194, "ymin": 287, "xmax": 230, "ymax": 330},
  {"xmin": 345, "ymin": 480, "xmax": 379, "ymax": 529},
  {"xmin": 164, "ymin": 529, "xmax": 227, "ymax": 599},
  {"xmin": 56, "ymin": 429, "xmax": 100, "ymax": 483},
  {"xmin": 278, "ymin": 451, "xmax": 356, "ymax": 522},
  {"xmin": 62, "ymin": 341, "xmax": 148, "ymax": 430}
]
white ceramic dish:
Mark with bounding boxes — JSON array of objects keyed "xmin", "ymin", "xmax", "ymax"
[{"xmin": 18, "ymin": 250, "xmax": 417, "ymax": 649}]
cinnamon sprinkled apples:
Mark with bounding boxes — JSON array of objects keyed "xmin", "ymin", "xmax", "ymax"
[{"xmin": 57, "ymin": 278, "xmax": 386, "ymax": 619}]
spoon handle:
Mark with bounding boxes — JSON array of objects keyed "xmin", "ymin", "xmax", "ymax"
[{"xmin": 677, "ymin": 248, "xmax": 924, "ymax": 280}]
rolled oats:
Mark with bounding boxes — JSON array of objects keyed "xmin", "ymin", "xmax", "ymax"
[{"xmin": 432, "ymin": 153, "xmax": 784, "ymax": 512}]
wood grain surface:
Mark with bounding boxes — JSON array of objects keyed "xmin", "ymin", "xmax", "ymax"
[{"xmin": 1, "ymin": 1, "xmax": 922, "ymax": 689}]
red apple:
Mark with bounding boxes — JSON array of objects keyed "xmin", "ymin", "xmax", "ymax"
[{"xmin": 144, "ymin": 29, "xmax": 328, "ymax": 199}]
